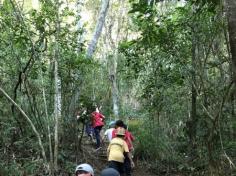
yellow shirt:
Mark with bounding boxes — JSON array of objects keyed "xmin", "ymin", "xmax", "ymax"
[{"xmin": 107, "ymin": 137, "xmax": 129, "ymax": 163}]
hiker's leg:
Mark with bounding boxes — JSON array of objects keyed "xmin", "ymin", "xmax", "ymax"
[
  {"xmin": 124, "ymin": 156, "xmax": 131, "ymax": 176},
  {"xmin": 118, "ymin": 161, "xmax": 125, "ymax": 176},
  {"xmin": 108, "ymin": 161, "xmax": 124, "ymax": 175},
  {"xmin": 94, "ymin": 127, "xmax": 100, "ymax": 148},
  {"xmin": 108, "ymin": 161, "xmax": 119, "ymax": 172},
  {"xmin": 85, "ymin": 123, "xmax": 91, "ymax": 137}
]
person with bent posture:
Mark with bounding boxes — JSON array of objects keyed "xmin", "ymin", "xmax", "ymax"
[{"xmin": 107, "ymin": 127, "xmax": 134, "ymax": 175}]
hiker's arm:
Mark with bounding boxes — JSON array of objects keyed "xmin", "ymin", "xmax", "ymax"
[
  {"xmin": 100, "ymin": 113, "xmax": 105, "ymax": 119},
  {"xmin": 124, "ymin": 141, "xmax": 134, "ymax": 168},
  {"xmin": 107, "ymin": 145, "xmax": 110, "ymax": 160},
  {"xmin": 124, "ymin": 152, "xmax": 135, "ymax": 168},
  {"xmin": 103, "ymin": 130, "xmax": 108, "ymax": 141},
  {"xmin": 127, "ymin": 136, "xmax": 134, "ymax": 151},
  {"xmin": 128, "ymin": 152, "xmax": 135, "ymax": 168}
]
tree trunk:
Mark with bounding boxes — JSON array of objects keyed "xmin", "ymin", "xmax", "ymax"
[
  {"xmin": 40, "ymin": 69, "xmax": 54, "ymax": 176},
  {"xmin": 77, "ymin": 0, "xmax": 85, "ymax": 53},
  {"xmin": 86, "ymin": 0, "xmax": 110, "ymax": 58},
  {"xmin": 110, "ymin": 71, "xmax": 119, "ymax": 118},
  {"xmin": 225, "ymin": 0, "xmax": 236, "ymax": 143},
  {"xmin": 225, "ymin": 0, "xmax": 236, "ymax": 82},
  {"xmin": 53, "ymin": 0, "xmax": 62, "ymax": 172},
  {"xmin": 186, "ymin": 24, "xmax": 198, "ymax": 160},
  {"xmin": 191, "ymin": 35, "xmax": 197, "ymax": 151},
  {"xmin": 106, "ymin": 0, "xmax": 126, "ymax": 118},
  {"xmin": 53, "ymin": 53, "xmax": 61, "ymax": 173}
]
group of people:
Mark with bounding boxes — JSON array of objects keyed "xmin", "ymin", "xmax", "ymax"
[
  {"xmin": 77, "ymin": 105, "xmax": 135, "ymax": 176},
  {"xmin": 105, "ymin": 120, "xmax": 135, "ymax": 176},
  {"xmin": 75, "ymin": 120, "xmax": 135, "ymax": 176}
]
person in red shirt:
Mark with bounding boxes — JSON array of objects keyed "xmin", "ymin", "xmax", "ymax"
[
  {"xmin": 112, "ymin": 120, "xmax": 135, "ymax": 176},
  {"xmin": 91, "ymin": 106, "xmax": 105, "ymax": 150},
  {"xmin": 123, "ymin": 124, "xmax": 135, "ymax": 152}
]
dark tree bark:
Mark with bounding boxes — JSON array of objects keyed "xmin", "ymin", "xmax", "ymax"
[
  {"xmin": 225, "ymin": 0, "xmax": 236, "ymax": 82},
  {"xmin": 190, "ymin": 30, "xmax": 197, "ymax": 158},
  {"xmin": 225, "ymin": 0, "xmax": 236, "ymax": 141}
]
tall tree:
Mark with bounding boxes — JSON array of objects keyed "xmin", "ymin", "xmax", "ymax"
[
  {"xmin": 86, "ymin": 0, "xmax": 110, "ymax": 58},
  {"xmin": 109, "ymin": 0, "xmax": 125, "ymax": 118},
  {"xmin": 53, "ymin": 0, "xmax": 62, "ymax": 173}
]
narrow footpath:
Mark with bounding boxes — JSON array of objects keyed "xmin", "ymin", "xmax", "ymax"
[{"xmin": 80, "ymin": 135, "xmax": 157, "ymax": 176}]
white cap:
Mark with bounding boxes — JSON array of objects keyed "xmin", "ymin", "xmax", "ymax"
[{"xmin": 75, "ymin": 163, "xmax": 94, "ymax": 176}]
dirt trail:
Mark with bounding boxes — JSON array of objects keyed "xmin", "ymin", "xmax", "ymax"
[{"xmin": 81, "ymin": 136, "xmax": 156, "ymax": 176}]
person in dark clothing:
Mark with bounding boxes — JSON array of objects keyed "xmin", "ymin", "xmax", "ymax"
[
  {"xmin": 76, "ymin": 107, "xmax": 94, "ymax": 141},
  {"xmin": 100, "ymin": 168, "xmax": 120, "ymax": 176}
]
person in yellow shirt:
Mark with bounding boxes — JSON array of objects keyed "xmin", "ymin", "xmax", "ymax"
[{"xmin": 107, "ymin": 127, "xmax": 134, "ymax": 175}]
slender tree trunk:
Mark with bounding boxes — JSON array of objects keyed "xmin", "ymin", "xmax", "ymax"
[
  {"xmin": 191, "ymin": 31, "xmax": 197, "ymax": 153},
  {"xmin": 53, "ymin": 53, "xmax": 61, "ymax": 173},
  {"xmin": 186, "ymin": 24, "xmax": 198, "ymax": 160},
  {"xmin": 77, "ymin": 0, "xmax": 85, "ymax": 53},
  {"xmin": 110, "ymin": 70, "xmax": 119, "ymax": 118},
  {"xmin": 225, "ymin": 0, "xmax": 236, "ymax": 81},
  {"xmin": 40, "ymin": 69, "xmax": 54, "ymax": 175},
  {"xmin": 53, "ymin": 0, "xmax": 62, "ymax": 172},
  {"xmin": 86, "ymin": 0, "xmax": 110, "ymax": 58}
]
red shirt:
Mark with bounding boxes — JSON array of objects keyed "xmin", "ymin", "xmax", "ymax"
[
  {"xmin": 112, "ymin": 128, "xmax": 135, "ymax": 151},
  {"xmin": 91, "ymin": 112, "xmax": 104, "ymax": 128}
]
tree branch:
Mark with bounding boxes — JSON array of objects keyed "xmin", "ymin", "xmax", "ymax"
[{"xmin": 0, "ymin": 86, "xmax": 47, "ymax": 163}]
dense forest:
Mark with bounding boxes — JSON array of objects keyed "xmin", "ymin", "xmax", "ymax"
[{"xmin": 0, "ymin": 0, "xmax": 235, "ymax": 175}]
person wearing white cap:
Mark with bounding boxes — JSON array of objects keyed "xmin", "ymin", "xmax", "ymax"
[
  {"xmin": 75, "ymin": 163, "xmax": 94, "ymax": 176},
  {"xmin": 103, "ymin": 121, "xmax": 116, "ymax": 142}
]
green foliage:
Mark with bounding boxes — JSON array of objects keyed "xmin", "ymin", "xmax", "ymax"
[
  {"xmin": 189, "ymin": 0, "xmax": 221, "ymax": 13},
  {"xmin": 0, "ymin": 0, "xmax": 235, "ymax": 175},
  {"xmin": 0, "ymin": 0, "xmax": 96, "ymax": 174},
  {"xmin": 129, "ymin": 115, "xmax": 187, "ymax": 174},
  {"xmin": 0, "ymin": 159, "xmax": 45, "ymax": 176},
  {"xmin": 118, "ymin": 0, "xmax": 235, "ymax": 175},
  {"xmin": 134, "ymin": 123, "xmax": 171, "ymax": 160}
]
